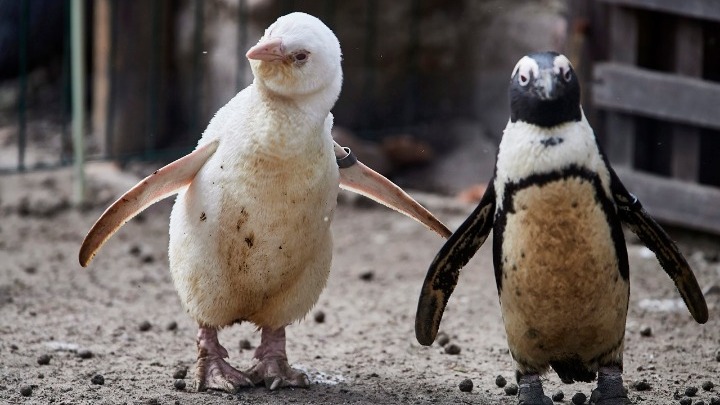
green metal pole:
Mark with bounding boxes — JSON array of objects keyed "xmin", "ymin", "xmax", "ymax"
[{"xmin": 71, "ymin": 0, "xmax": 86, "ymax": 205}]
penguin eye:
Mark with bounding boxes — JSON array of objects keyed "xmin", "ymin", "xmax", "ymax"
[
  {"xmin": 292, "ymin": 51, "xmax": 310, "ymax": 65},
  {"xmin": 563, "ymin": 68, "xmax": 572, "ymax": 82},
  {"xmin": 518, "ymin": 74, "xmax": 529, "ymax": 86}
]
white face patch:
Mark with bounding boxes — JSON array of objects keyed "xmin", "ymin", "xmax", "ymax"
[
  {"xmin": 553, "ymin": 54, "xmax": 573, "ymax": 82},
  {"xmin": 511, "ymin": 56, "xmax": 539, "ymax": 86}
]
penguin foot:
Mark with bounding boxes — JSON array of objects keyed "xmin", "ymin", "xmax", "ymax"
[
  {"xmin": 246, "ymin": 356, "xmax": 310, "ymax": 390},
  {"xmin": 246, "ymin": 326, "xmax": 310, "ymax": 390},
  {"xmin": 194, "ymin": 327, "xmax": 253, "ymax": 393},
  {"xmin": 517, "ymin": 373, "xmax": 553, "ymax": 405},
  {"xmin": 589, "ymin": 366, "xmax": 631, "ymax": 405}
]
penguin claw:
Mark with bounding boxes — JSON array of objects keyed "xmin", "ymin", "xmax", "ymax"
[
  {"xmin": 246, "ymin": 357, "xmax": 310, "ymax": 390},
  {"xmin": 194, "ymin": 355, "xmax": 254, "ymax": 393}
]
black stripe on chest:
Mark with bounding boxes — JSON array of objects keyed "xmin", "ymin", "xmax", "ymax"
[{"xmin": 492, "ymin": 164, "xmax": 628, "ymax": 293}]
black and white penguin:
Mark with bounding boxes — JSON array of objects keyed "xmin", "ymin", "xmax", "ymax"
[{"xmin": 415, "ymin": 51, "xmax": 708, "ymax": 405}]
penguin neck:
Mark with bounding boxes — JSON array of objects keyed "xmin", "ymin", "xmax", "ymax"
[{"xmin": 253, "ymin": 73, "xmax": 341, "ymax": 120}]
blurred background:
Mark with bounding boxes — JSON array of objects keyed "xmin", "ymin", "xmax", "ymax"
[{"xmin": 0, "ymin": 0, "xmax": 719, "ymax": 235}]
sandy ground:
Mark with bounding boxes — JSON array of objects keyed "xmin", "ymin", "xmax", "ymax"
[{"xmin": 0, "ymin": 164, "xmax": 719, "ymax": 405}]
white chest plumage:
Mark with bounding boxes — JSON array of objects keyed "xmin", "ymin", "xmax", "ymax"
[{"xmin": 168, "ymin": 86, "xmax": 339, "ymax": 329}]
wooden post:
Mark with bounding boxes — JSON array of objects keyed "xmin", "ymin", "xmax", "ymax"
[
  {"xmin": 670, "ymin": 18, "xmax": 702, "ymax": 182},
  {"xmin": 71, "ymin": 0, "xmax": 86, "ymax": 205},
  {"xmin": 92, "ymin": 0, "xmax": 111, "ymax": 157},
  {"xmin": 604, "ymin": 6, "xmax": 637, "ymax": 167}
]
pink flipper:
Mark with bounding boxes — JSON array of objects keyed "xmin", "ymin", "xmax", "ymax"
[
  {"xmin": 334, "ymin": 142, "xmax": 451, "ymax": 238},
  {"xmin": 195, "ymin": 327, "xmax": 254, "ymax": 392},
  {"xmin": 79, "ymin": 140, "xmax": 219, "ymax": 267},
  {"xmin": 246, "ymin": 327, "xmax": 310, "ymax": 390}
]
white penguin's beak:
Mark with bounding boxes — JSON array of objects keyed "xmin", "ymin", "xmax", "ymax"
[{"xmin": 246, "ymin": 37, "xmax": 285, "ymax": 61}]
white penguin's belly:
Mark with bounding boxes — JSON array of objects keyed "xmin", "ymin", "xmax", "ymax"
[
  {"xmin": 498, "ymin": 177, "xmax": 628, "ymax": 370},
  {"xmin": 168, "ymin": 147, "xmax": 339, "ymax": 328}
]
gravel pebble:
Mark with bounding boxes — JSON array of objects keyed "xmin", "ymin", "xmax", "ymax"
[
  {"xmin": 710, "ymin": 397, "xmax": 719, "ymax": 405},
  {"xmin": 495, "ymin": 375, "xmax": 507, "ymax": 388},
  {"xmin": 37, "ymin": 354, "xmax": 51, "ymax": 365},
  {"xmin": 138, "ymin": 321, "xmax": 152, "ymax": 332},
  {"xmin": 639, "ymin": 326, "xmax": 652, "ymax": 337},
  {"xmin": 166, "ymin": 321, "xmax": 178, "ymax": 331},
  {"xmin": 504, "ymin": 383, "xmax": 518, "ymax": 396},
  {"xmin": 172, "ymin": 367, "xmax": 188, "ymax": 379},
  {"xmin": 572, "ymin": 392, "xmax": 586, "ymax": 404},
  {"xmin": 436, "ymin": 332, "xmax": 450, "ymax": 347},
  {"xmin": 91, "ymin": 374, "xmax": 105, "ymax": 385},
  {"xmin": 77, "ymin": 349, "xmax": 93, "ymax": 359},
  {"xmin": 314, "ymin": 311, "xmax": 325, "ymax": 323},
  {"xmin": 703, "ymin": 381, "xmax": 715, "ymax": 391},
  {"xmin": 687, "ymin": 386, "xmax": 699, "ymax": 397},
  {"xmin": 359, "ymin": 271, "xmax": 374, "ymax": 281},
  {"xmin": 239, "ymin": 339, "xmax": 253, "ymax": 350},
  {"xmin": 552, "ymin": 390, "xmax": 564, "ymax": 401},
  {"xmin": 444, "ymin": 344, "xmax": 461, "ymax": 355},
  {"xmin": 632, "ymin": 379, "xmax": 652, "ymax": 391},
  {"xmin": 680, "ymin": 398, "xmax": 692, "ymax": 405},
  {"xmin": 174, "ymin": 379, "xmax": 186, "ymax": 390},
  {"xmin": 458, "ymin": 378, "xmax": 473, "ymax": 392},
  {"xmin": 19, "ymin": 385, "xmax": 32, "ymax": 397}
]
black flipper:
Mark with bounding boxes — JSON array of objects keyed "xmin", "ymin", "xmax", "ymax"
[
  {"xmin": 609, "ymin": 167, "xmax": 708, "ymax": 324},
  {"xmin": 415, "ymin": 182, "xmax": 496, "ymax": 346}
]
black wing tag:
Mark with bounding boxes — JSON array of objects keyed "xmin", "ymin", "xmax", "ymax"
[
  {"xmin": 415, "ymin": 182, "xmax": 497, "ymax": 345},
  {"xmin": 610, "ymin": 168, "xmax": 708, "ymax": 324}
]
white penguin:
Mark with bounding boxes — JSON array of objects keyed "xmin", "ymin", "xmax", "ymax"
[
  {"xmin": 80, "ymin": 12, "xmax": 450, "ymax": 393},
  {"xmin": 414, "ymin": 52, "xmax": 707, "ymax": 405}
]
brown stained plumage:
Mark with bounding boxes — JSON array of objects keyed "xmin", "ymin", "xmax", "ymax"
[{"xmin": 500, "ymin": 177, "xmax": 628, "ymax": 374}]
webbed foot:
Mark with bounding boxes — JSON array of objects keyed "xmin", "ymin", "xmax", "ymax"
[
  {"xmin": 518, "ymin": 373, "xmax": 553, "ymax": 405},
  {"xmin": 245, "ymin": 326, "xmax": 310, "ymax": 390},
  {"xmin": 589, "ymin": 366, "xmax": 631, "ymax": 405},
  {"xmin": 195, "ymin": 327, "xmax": 253, "ymax": 393}
]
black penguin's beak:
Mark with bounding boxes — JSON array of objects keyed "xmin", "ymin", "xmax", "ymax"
[{"xmin": 532, "ymin": 69, "xmax": 558, "ymax": 101}]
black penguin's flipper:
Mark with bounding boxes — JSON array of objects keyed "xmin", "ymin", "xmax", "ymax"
[
  {"xmin": 415, "ymin": 182, "xmax": 496, "ymax": 346},
  {"xmin": 608, "ymin": 167, "xmax": 708, "ymax": 324}
]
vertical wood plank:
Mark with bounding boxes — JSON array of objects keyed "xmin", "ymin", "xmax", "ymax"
[
  {"xmin": 92, "ymin": 0, "xmax": 111, "ymax": 157},
  {"xmin": 670, "ymin": 18, "xmax": 702, "ymax": 181},
  {"xmin": 604, "ymin": 6, "xmax": 637, "ymax": 167}
]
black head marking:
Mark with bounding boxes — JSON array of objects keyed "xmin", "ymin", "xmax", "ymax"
[{"xmin": 509, "ymin": 51, "xmax": 581, "ymax": 128}]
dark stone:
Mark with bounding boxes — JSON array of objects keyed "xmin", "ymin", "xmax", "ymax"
[
  {"xmin": 552, "ymin": 390, "xmax": 564, "ymax": 401},
  {"xmin": 173, "ymin": 379, "xmax": 186, "ymax": 390},
  {"xmin": 632, "ymin": 379, "xmax": 651, "ymax": 391},
  {"xmin": 680, "ymin": 398, "xmax": 692, "ymax": 405},
  {"xmin": 686, "ymin": 386, "xmax": 699, "ymax": 397},
  {"xmin": 166, "ymin": 321, "xmax": 178, "ymax": 331},
  {"xmin": 571, "ymin": 392, "xmax": 586, "ymax": 404},
  {"xmin": 77, "ymin": 349, "xmax": 93, "ymax": 359},
  {"xmin": 239, "ymin": 339, "xmax": 252, "ymax": 350},
  {"xmin": 314, "ymin": 311, "xmax": 325, "ymax": 323},
  {"xmin": 172, "ymin": 367, "xmax": 188, "ymax": 379},
  {"xmin": 505, "ymin": 383, "xmax": 519, "ymax": 396},
  {"xmin": 703, "ymin": 381, "xmax": 715, "ymax": 391},
  {"xmin": 444, "ymin": 344, "xmax": 461, "ymax": 355},
  {"xmin": 91, "ymin": 374, "xmax": 105, "ymax": 385},
  {"xmin": 359, "ymin": 271, "xmax": 374, "ymax": 281},
  {"xmin": 19, "ymin": 385, "xmax": 32, "ymax": 397},
  {"xmin": 436, "ymin": 332, "xmax": 450, "ymax": 347},
  {"xmin": 458, "ymin": 378, "xmax": 473, "ymax": 392},
  {"xmin": 138, "ymin": 321, "xmax": 152, "ymax": 332},
  {"xmin": 495, "ymin": 375, "xmax": 507, "ymax": 388},
  {"xmin": 37, "ymin": 354, "xmax": 51, "ymax": 365},
  {"xmin": 639, "ymin": 326, "xmax": 652, "ymax": 337}
]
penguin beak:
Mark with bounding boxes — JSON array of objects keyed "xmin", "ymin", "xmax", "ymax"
[
  {"xmin": 246, "ymin": 37, "xmax": 285, "ymax": 61},
  {"xmin": 533, "ymin": 69, "xmax": 558, "ymax": 101},
  {"xmin": 335, "ymin": 143, "xmax": 451, "ymax": 239}
]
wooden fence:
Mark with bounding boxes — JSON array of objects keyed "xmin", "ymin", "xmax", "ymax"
[{"xmin": 571, "ymin": 0, "xmax": 720, "ymax": 234}]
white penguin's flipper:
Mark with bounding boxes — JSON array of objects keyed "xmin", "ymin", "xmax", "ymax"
[
  {"xmin": 415, "ymin": 182, "xmax": 496, "ymax": 346},
  {"xmin": 79, "ymin": 140, "xmax": 219, "ymax": 267},
  {"xmin": 608, "ymin": 167, "xmax": 709, "ymax": 324},
  {"xmin": 334, "ymin": 142, "xmax": 451, "ymax": 239}
]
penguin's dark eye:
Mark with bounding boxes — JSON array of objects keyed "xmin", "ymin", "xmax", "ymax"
[
  {"xmin": 519, "ymin": 74, "xmax": 529, "ymax": 86},
  {"xmin": 293, "ymin": 51, "xmax": 310, "ymax": 64},
  {"xmin": 563, "ymin": 68, "xmax": 572, "ymax": 82}
]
